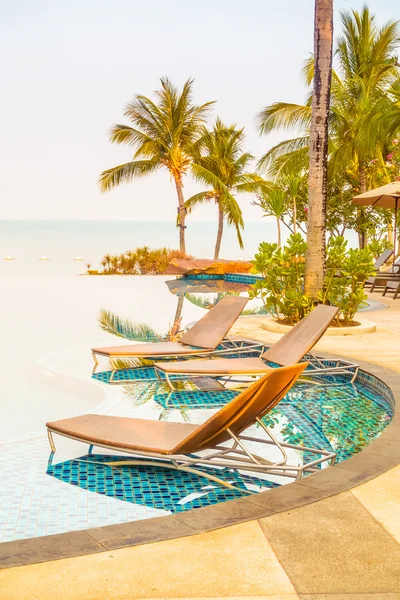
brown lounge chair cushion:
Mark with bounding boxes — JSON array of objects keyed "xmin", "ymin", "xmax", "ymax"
[
  {"xmin": 92, "ymin": 341, "xmax": 212, "ymax": 358},
  {"xmin": 156, "ymin": 356, "xmax": 271, "ymax": 375},
  {"xmin": 47, "ymin": 414, "xmax": 198, "ymax": 454}
]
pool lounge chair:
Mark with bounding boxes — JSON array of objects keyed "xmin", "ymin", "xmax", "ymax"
[
  {"xmin": 364, "ymin": 249, "xmax": 394, "ymax": 290},
  {"xmin": 47, "ymin": 362, "xmax": 336, "ymax": 487},
  {"xmin": 92, "ymin": 296, "xmax": 254, "ymax": 380},
  {"xmin": 365, "ymin": 255, "xmax": 400, "ymax": 291},
  {"xmin": 154, "ymin": 304, "xmax": 357, "ymax": 388},
  {"xmin": 382, "ymin": 279, "xmax": 400, "ymax": 299},
  {"xmin": 373, "ymin": 248, "xmax": 394, "ymax": 270}
]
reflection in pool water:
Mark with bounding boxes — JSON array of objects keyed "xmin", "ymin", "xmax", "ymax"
[
  {"xmin": 122, "ymin": 376, "xmax": 393, "ymax": 463},
  {"xmin": 46, "ymin": 453, "xmax": 276, "ymax": 513}
]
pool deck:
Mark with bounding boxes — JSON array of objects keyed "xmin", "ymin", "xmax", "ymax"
[{"xmin": 1, "ymin": 291, "xmax": 400, "ymax": 599}]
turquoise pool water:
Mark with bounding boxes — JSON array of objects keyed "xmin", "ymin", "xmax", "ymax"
[{"xmin": 0, "ymin": 273, "xmax": 394, "ymax": 543}]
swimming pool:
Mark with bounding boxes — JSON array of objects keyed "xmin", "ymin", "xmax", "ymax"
[{"xmin": 0, "ymin": 274, "xmax": 394, "ymax": 542}]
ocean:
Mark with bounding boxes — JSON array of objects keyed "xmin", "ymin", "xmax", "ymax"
[
  {"xmin": 0, "ymin": 219, "xmax": 359, "ymax": 276},
  {"xmin": 0, "ymin": 219, "xmax": 280, "ymax": 275}
]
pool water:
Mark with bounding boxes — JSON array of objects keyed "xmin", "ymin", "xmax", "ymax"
[
  {"xmin": 0, "ymin": 370, "xmax": 393, "ymax": 542},
  {"xmin": 0, "ymin": 274, "xmax": 394, "ymax": 543}
]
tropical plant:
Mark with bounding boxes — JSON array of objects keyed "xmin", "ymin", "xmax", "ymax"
[
  {"xmin": 99, "ymin": 78, "xmax": 215, "ymax": 253},
  {"xmin": 253, "ymin": 185, "xmax": 288, "ymax": 248},
  {"xmin": 98, "ymin": 300, "xmax": 187, "ymax": 344},
  {"xmin": 98, "ymin": 309, "xmax": 164, "ymax": 341},
  {"xmin": 185, "ymin": 119, "xmax": 264, "ymax": 258},
  {"xmin": 317, "ymin": 236, "xmax": 375, "ymax": 324},
  {"xmin": 280, "ymin": 173, "xmax": 306, "ymax": 234},
  {"xmin": 250, "ymin": 234, "xmax": 311, "ymax": 323},
  {"xmin": 99, "ymin": 247, "xmax": 192, "ymax": 275},
  {"xmin": 256, "ymin": 7, "xmax": 400, "ymax": 251},
  {"xmin": 250, "ymin": 234, "xmax": 375, "ymax": 325},
  {"xmin": 368, "ymin": 237, "xmax": 393, "ymax": 260}
]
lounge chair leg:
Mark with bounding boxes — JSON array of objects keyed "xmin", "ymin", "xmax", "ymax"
[
  {"xmin": 164, "ymin": 372, "xmax": 177, "ymax": 391},
  {"xmin": 154, "ymin": 366, "xmax": 163, "ymax": 383},
  {"xmin": 350, "ymin": 366, "xmax": 359, "ymax": 383},
  {"xmin": 92, "ymin": 352, "xmax": 99, "ymax": 375},
  {"xmin": 109, "ymin": 358, "xmax": 117, "ymax": 383},
  {"xmin": 255, "ymin": 419, "xmax": 288, "ymax": 464},
  {"xmin": 47, "ymin": 429, "xmax": 56, "ymax": 452}
]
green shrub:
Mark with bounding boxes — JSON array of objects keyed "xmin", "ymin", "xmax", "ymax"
[
  {"xmin": 251, "ymin": 234, "xmax": 312, "ymax": 324},
  {"xmin": 318, "ymin": 237, "xmax": 376, "ymax": 324},
  {"xmin": 368, "ymin": 238, "xmax": 393, "ymax": 260},
  {"xmin": 100, "ymin": 247, "xmax": 193, "ymax": 275},
  {"xmin": 250, "ymin": 234, "xmax": 375, "ymax": 325}
]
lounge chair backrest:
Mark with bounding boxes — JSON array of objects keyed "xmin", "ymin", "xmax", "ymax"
[
  {"xmin": 175, "ymin": 362, "xmax": 306, "ymax": 453},
  {"xmin": 179, "ymin": 295, "xmax": 249, "ymax": 350},
  {"xmin": 374, "ymin": 249, "xmax": 394, "ymax": 270},
  {"xmin": 261, "ymin": 304, "xmax": 339, "ymax": 366}
]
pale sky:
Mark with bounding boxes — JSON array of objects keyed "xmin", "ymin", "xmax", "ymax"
[{"xmin": 0, "ymin": 0, "xmax": 398, "ymax": 221}]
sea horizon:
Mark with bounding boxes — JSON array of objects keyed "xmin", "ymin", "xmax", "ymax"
[{"xmin": 0, "ymin": 218, "xmax": 359, "ymax": 276}]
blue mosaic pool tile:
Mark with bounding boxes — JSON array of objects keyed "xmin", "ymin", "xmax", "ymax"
[
  {"xmin": 92, "ymin": 367, "xmax": 158, "ymax": 383},
  {"xmin": 46, "ymin": 454, "xmax": 276, "ymax": 512},
  {"xmin": 155, "ymin": 389, "xmax": 239, "ymax": 409},
  {"xmin": 182, "ymin": 273, "xmax": 263, "ymax": 285}
]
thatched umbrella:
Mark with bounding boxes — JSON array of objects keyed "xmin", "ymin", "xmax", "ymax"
[{"xmin": 353, "ymin": 182, "xmax": 400, "ymax": 265}]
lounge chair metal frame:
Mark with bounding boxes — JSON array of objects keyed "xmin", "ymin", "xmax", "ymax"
[
  {"xmin": 47, "ymin": 419, "xmax": 336, "ymax": 491},
  {"xmin": 47, "ymin": 364, "xmax": 337, "ymax": 494},
  {"xmin": 151, "ymin": 305, "xmax": 360, "ymax": 390},
  {"xmin": 299, "ymin": 353, "xmax": 359, "ymax": 384},
  {"xmin": 154, "ymin": 349, "xmax": 360, "ymax": 390}
]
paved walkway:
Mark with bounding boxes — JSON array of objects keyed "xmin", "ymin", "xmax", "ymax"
[{"xmin": 1, "ymin": 292, "xmax": 399, "ymax": 599}]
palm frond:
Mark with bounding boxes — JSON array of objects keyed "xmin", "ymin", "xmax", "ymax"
[
  {"xmin": 98, "ymin": 309, "xmax": 165, "ymax": 341},
  {"xmin": 109, "ymin": 125, "xmax": 154, "ymax": 148},
  {"xmin": 256, "ymin": 103, "xmax": 312, "ymax": 135},
  {"xmin": 257, "ymin": 136, "xmax": 309, "ymax": 174},
  {"xmin": 185, "ymin": 191, "xmax": 214, "ymax": 213},
  {"xmin": 99, "ymin": 158, "xmax": 160, "ymax": 191}
]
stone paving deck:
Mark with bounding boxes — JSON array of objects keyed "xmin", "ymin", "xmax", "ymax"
[{"xmin": 0, "ymin": 291, "xmax": 399, "ymax": 599}]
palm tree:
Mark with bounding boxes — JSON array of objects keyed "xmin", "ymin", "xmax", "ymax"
[
  {"xmin": 253, "ymin": 185, "xmax": 287, "ymax": 248},
  {"xmin": 99, "ymin": 78, "xmax": 215, "ymax": 253},
  {"xmin": 256, "ymin": 7, "xmax": 400, "ymax": 252},
  {"xmin": 305, "ymin": 0, "xmax": 333, "ymax": 296},
  {"xmin": 185, "ymin": 119, "xmax": 264, "ymax": 258},
  {"xmin": 279, "ymin": 173, "xmax": 305, "ymax": 234}
]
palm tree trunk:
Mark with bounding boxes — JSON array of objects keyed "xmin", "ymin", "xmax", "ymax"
[
  {"xmin": 170, "ymin": 296, "xmax": 184, "ymax": 339},
  {"xmin": 174, "ymin": 177, "xmax": 186, "ymax": 254},
  {"xmin": 358, "ymin": 166, "xmax": 368, "ymax": 249},
  {"xmin": 304, "ymin": 0, "xmax": 333, "ymax": 299},
  {"xmin": 214, "ymin": 205, "xmax": 224, "ymax": 259},
  {"xmin": 292, "ymin": 196, "xmax": 297, "ymax": 234},
  {"xmin": 276, "ymin": 217, "xmax": 282, "ymax": 249}
]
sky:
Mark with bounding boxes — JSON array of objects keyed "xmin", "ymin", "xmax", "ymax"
[{"xmin": 0, "ymin": 0, "xmax": 398, "ymax": 222}]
